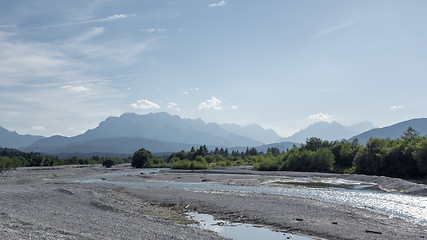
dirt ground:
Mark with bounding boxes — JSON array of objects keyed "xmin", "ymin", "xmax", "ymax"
[{"xmin": 1, "ymin": 165, "xmax": 426, "ymax": 240}]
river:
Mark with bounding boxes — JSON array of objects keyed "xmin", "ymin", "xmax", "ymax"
[{"xmin": 48, "ymin": 168, "xmax": 427, "ymax": 227}]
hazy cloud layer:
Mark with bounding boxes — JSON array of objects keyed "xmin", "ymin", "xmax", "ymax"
[{"xmin": 0, "ymin": 1, "xmax": 426, "ymax": 137}]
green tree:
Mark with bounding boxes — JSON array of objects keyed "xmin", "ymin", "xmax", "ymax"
[
  {"xmin": 312, "ymin": 148, "xmax": 335, "ymax": 172},
  {"xmin": 102, "ymin": 159, "xmax": 115, "ymax": 168},
  {"xmin": 401, "ymin": 127, "xmax": 420, "ymax": 142},
  {"xmin": 305, "ymin": 137, "xmax": 323, "ymax": 151},
  {"xmin": 354, "ymin": 138, "xmax": 385, "ymax": 175},
  {"xmin": 132, "ymin": 148, "xmax": 156, "ymax": 168},
  {"xmin": 338, "ymin": 142, "xmax": 354, "ymax": 168},
  {"xmin": 414, "ymin": 138, "xmax": 427, "ymax": 176}
]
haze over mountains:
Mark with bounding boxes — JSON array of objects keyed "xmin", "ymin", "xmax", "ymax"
[
  {"xmin": 18, "ymin": 112, "xmax": 285, "ymax": 155},
  {"xmin": 1, "ymin": 112, "xmax": 426, "ymax": 156},
  {"xmin": 352, "ymin": 118, "xmax": 427, "ymax": 144},
  {"xmin": 280, "ymin": 121, "xmax": 376, "ymax": 143},
  {"xmin": 0, "ymin": 126, "xmax": 44, "ymax": 149}
]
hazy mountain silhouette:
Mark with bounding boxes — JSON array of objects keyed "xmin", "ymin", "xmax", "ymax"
[
  {"xmin": 76, "ymin": 112, "xmax": 263, "ymax": 146},
  {"xmin": 23, "ymin": 112, "xmax": 283, "ymax": 154},
  {"xmin": 351, "ymin": 118, "xmax": 427, "ymax": 144},
  {"xmin": 10, "ymin": 114, "xmax": 427, "ymax": 155},
  {"xmin": 220, "ymin": 123, "xmax": 282, "ymax": 144},
  {"xmin": 22, "ymin": 136, "xmax": 193, "ymax": 154},
  {"xmin": 280, "ymin": 121, "xmax": 375, "ymax": 143},
  {"xmin": 0, "ymin": 126, "xmax": 44, "ymax": 148}
]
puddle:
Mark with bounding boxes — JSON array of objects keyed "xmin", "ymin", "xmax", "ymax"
[{"xmin": 187, "ymin": 212, "xmax": 314, "ymax": 240}]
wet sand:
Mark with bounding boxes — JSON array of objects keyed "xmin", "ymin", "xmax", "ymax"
[{"xmin": 1, "ymin": 165, "xmax": 426, "ymax": 239}]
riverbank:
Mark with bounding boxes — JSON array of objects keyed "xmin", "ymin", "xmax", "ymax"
[{"xmin": 1, "ymin": 165, "xmax": 426, "ymax": 239}]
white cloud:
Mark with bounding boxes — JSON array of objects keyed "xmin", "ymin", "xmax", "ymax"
[
  {"xmin": 168, "ymin": 102, "xmax": 177, "ymax": 108},
  {"xmin": 199, "ymin": 96, "xmax": 222, "ymax": 110},
  {"xmin": 315, "ymin": 23, "xmax": 352, "ymax": 38},
  {"xmin": 168, "ymin": 102, "xmax": 181, "ymax": 111},
  {"xmin": 184, "ymin": 91, "xmax": 190, "ymax": 95},
  {"xmin": 145, "ymin": 28, "xmax": 167, "ymax": 33},
  {"xmin": 390, "ymin": 105, "xmax": 404, "ymax": 110},
  {"xmin": 209, "ymin": 1, "xmax": 227, "ymax": 8},
  {"xmin": 61, "ymin": 85, "xmax": 90, "ymax": 92},
  {"xmin": 131, "ymin": 99, "xmax": 160, "ymax": 109},
  {"xmin": 308, "ymin": 113, "xmax": 331, "ymax": 121},
  {"xmin": 104, "ymin": 14, "xmax": 135, "ymax": 21},
  {"xmin": 231, "ymin": 105, "xmax": 239, "ymax": 110},
  {"xmin": 32, "ymin": 126, "xmax": 45, "ymax": 131},
  {"xmin": 0, "ymin": 28, "xmax": 152, "ymax": 88}
]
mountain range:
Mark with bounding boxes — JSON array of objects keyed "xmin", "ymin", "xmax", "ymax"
[
  {"xmin": 18, "ymin": 112, "xmax": 281, "ymax": 155},
  {"xmin": 280, "ymin": 121, "xmax": 375, "ymax": 143},
  {"xmin": 0, "ymin": 126, "xmax": 44, "ymax": 149},
  {"xmin": 1, "ymin": 112, "xmax": 426, "ymax": 156},
  {"xmin": 351, "ymin": 118, "xmax": 427, "ymax": 144}
]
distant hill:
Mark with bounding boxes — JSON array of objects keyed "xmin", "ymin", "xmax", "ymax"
[
  {"xmin": 280, "ymin": 121, "xmax": 375, "ymax": 143},
  {"xmin": 22, "ymin": 136, "xmax": 194, "ymax": 155},
  {"xmin": 0, "ymin": 126, "xmax": 44, "ymax": 148},
  {"xmin": 22, "ymin": 112, "xmax": 284, "ymax": 154},
  {"xmin": 220, "ymin": 123, "xmax": 282, "ymax": 144},
  {"xmin": 351, "ymin": 118, "xmax": 427, "ymax": 144}
]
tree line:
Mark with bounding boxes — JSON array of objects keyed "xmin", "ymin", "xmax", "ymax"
[
  {"xmin": 250, "ymin": 127, "xmax": 426, "ymax": 178},
  {"xmin": 130, "ymin": 127, "xmax": 426, "ymax": 179},
  {"xmin": 0, "ymin": 148, "xmax": 131, "ymax": 172},
  {"xmin": 2, "ymin": 127, "xmax": 426, "ymax": 179},
  {"xmin": 130, "ymin": 145, "xmax": 273, "ymax": 170}
]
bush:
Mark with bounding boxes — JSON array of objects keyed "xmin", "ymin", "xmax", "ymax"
[
  {"xmin": 102, "ymin": 159, "xmax": 115, "ymax": 168},
  {"xmin": 254, "ymin": 159, "xmax": 281, "ymax": 171},
  {"xmin": 171, "ymin": 160, "xmax": 208, "ymax": 170},
  {"xmin": 0, "ymin": 156, "xmax": 21, "ymax": 172}
]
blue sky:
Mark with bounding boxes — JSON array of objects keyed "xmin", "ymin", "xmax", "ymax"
[{"xmin": 1, "ymin": 0, "xmax": 427, "ymax": 137}]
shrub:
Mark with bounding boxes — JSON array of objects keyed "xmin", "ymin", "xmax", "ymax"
[{"xmin": 102, "ymin": 159, "xmax": 115, "ymax": 168}]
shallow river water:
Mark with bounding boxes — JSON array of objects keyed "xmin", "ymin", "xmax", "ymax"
[{"xmin": 50, "ymin": 169, "xmax": 427, "ymax": 227}]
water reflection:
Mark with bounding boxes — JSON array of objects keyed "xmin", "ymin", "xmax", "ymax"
[
  {"xmin": 187, "ymin": 212, "xmax": 314, "ymax": 240},
  {"xmin": 49, "ymin": 169, "xmax": 427, "ymax": 226}
]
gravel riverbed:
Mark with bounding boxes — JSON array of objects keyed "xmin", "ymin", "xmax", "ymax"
[{"xmin": 1, "ymin": 165, "xmax": 426, "ymax": 240}]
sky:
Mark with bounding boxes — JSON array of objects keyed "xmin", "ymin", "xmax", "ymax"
[{"xmin": 1, "ymin": 0, "xmax": 427, "ymax": 137}]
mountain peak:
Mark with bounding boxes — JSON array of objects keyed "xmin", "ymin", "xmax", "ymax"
[
  {"xmin": 0, "ymin": 126, "xmax": 44, "ymax": 148},
  {"xmin": 352, "ymin": 118, "xmax": 427, "ymax": 144},
  {"xmin": 281, "ymin": 121, "xmax": 374, "ymax": 143}
]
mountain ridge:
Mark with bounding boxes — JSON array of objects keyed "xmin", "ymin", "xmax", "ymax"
[
  {"xmin": 20, "ymin": 112, "xmax": 278, "ymax": 154},
  {"xmin": 351, "ymin": 118, "xmax": 427, "ymax": 144},
  {"xmin": 3, "ymin": 113, "xmax": 427, "ymax": 155},
  {"xmin": 0, "ymin": 126, "xmax": 44, "ymax": 148},
  {"xmin": 280, "ymin": 121, "xmax": 375, "ymax": 143}
]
